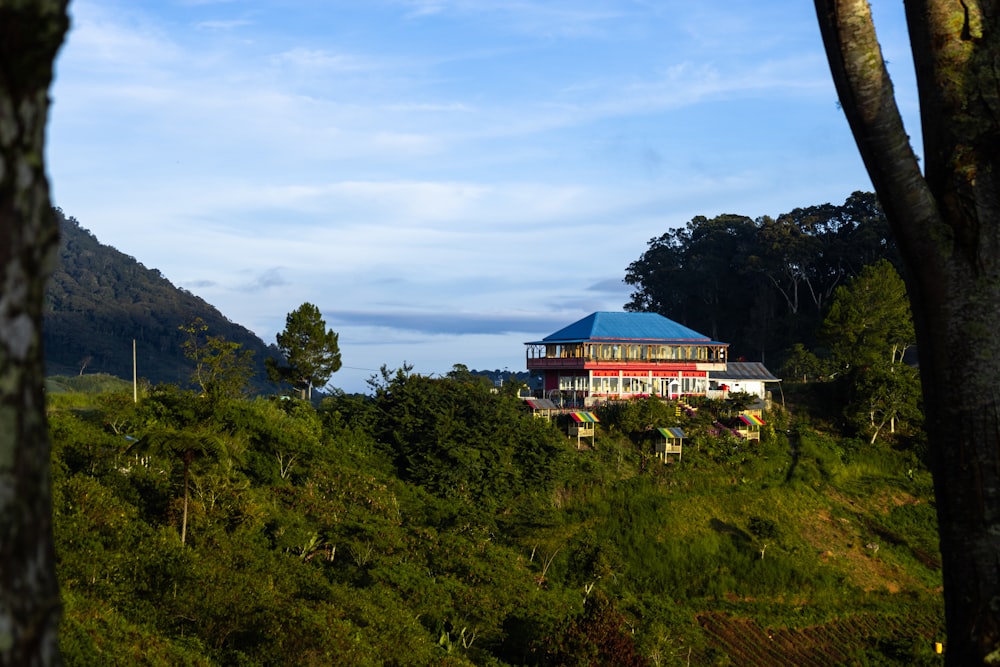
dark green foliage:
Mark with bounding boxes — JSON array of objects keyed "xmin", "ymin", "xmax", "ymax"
[
  {"xmin": 821, "ymin": 260, "xmax": 914, "ymax": 373},
  {"xmin": 180, "ymin": 318, "xmax": 257, "ymax": 401},
  {"xmin": 267, "ymin": 302, "xmax": 342, "ymax": 399},
  {"xmin": 538, "ymin": 593, "xmax": 649, "ymax": 667},
  {"xmin": 779, "ymin": 343, "xmax": 829, "ymax": 382},
  {"xmin": 624, "ymin": 191, "xmax": 898, "ymax": 366},
  {"xmin": 596, "ymin": 397, "xmax": 676, "ymax": 437},
  {"xmin": 369, "ymin": 368, "xmax": 569, "ymax": 516},
  {"xmin": 748, "ymin": 516, "xmax": 779, "ymax": 541},
  {"xmin": 50, "ymin": 373, "xmax": 943, "ymax": 666},
  {"xmin": 43, "ymin": 210, "xmax": 281, "ymax": 390},
  {"xmin": 60, "ymin": 588, "xmax": 213, "ymax": 667}
]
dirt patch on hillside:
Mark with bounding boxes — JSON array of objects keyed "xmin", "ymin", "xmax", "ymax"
[
  {"xmin": 796, "ymin": 507, "xmax": 921, "ymax": 593},
  {"xmin": 827, "ymin": 486, "xmax": 924, "ymax": 514}
]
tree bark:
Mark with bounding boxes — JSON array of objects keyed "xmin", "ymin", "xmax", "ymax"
[
  {"xmin": 181, "ymin": 455, "xmax": 191, "ymax": 546},
  {"xmin": 815, "ymin": 0, "xmax": 1000, "ymax": 663},
  {"xmin": 0, "ymin": 2, "xmax": 69, "ymax": 665}
]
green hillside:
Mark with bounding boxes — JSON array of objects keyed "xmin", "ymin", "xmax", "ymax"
[
  {"xmin": 49, "ymin": 374, "xmax": 943, "ymax": 666},
  {"xmin": 43, "ymin": 209, "xmax": 279, "ymax": 391}
]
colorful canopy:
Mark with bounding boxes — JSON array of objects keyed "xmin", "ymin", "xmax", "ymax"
[
  {"xmin": 657, "ymin": 427, "xmax": 685, "ymax": 439},
  {"xmin": 738, "ymin": 414, "xmax": 765, "ymax": 426},
  {"xmin": 569, "ymin": 411, "xmax": 599, "ymax": 423}
]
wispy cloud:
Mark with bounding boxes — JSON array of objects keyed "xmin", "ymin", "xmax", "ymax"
[
  {"xmin": 195, "ymin": 19, "xmax": 253, "ymax": 31},
  {"xmin": 269, "ymin": 48, "xmax": 378, "ymax": 73},
  {"xmin": 332, "ymin": 309, "xmax": 569, "ymax": 336},
  {"xmin": 396, "ymin": 0, "xmax": 637, "ymax": 37},
  {"xmin": 239, "ymin": 267, "xmax": 288, "ymax": 292}
]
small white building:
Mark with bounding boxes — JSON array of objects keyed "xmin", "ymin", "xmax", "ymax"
[{"xmin": 707, "ymin": 362, "xmax": 780, "ymax": 402}]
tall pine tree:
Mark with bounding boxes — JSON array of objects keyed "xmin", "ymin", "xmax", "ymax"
[{"xmin": 267, "ymin": 303, "xmax": 342, "ymax": 400}]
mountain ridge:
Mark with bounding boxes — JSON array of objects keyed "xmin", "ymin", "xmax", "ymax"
[{"xmin": 43, "ymin": 209, "xmax": 279, "ymax": 391}]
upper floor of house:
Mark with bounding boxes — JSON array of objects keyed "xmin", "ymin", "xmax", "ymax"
[{"xmin": 525, "ymin": 311, "xmax": 728, "ymax": 370}]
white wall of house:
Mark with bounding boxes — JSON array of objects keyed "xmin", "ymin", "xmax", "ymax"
[{"xmin": 725, "ymin": 379, "xmax": 767, "ymax": 399}]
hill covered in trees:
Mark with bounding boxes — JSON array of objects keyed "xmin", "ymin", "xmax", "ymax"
[
  {"xmin": 625, "ymin": 191, "xmax": 899, "ymax": 366},
  {"xmin": 50, "ymin": 372, "xmax": 942, "ymax": 666},
  {"xmin": 43, "ymin": 209, "xmax": 279, "ymax": 390}
]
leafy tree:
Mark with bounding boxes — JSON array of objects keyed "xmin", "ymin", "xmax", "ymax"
[
  {"xmin": 760, "ymin": 193, "xmax": 899, "ymax": 317},
  {"xmin": 0, "ymin": 2, "xmax": 70, "ymax": 664},
  {"xmin": 821, "ymin": 261, "xmax": 919, "ymax": 444},
  {"xmin": 822, "ymin": 260, "xmax": 915, "ymax": 375},
  {"xmin": 753, "ymin": 214, "xmax": 815, "ymax": 318},
  {"xmin": 814, "ymin": 1, "xmax": 1000, "ymax": 659},
  {"xmin": 624, "ymin": 196, "xmax": 898, "ymax": 363},
  {"xmin": 218, "ymin": 397, "xmax": 325, "ymax": 484},
  {"xmin": 369, "ymin": 367, "xmax": 567, "ymax": 515},
  {"xmin": 847, "ymin": 362, "xmax": 922, "ymax": 445},
  {"xmin": 131, "ymin": 426, "xmax": 224, "ymax": 545},
  {"xmin": 540, "ymin": 594, "xmax": 649, "ymax": 667},
  {"xmin": 779, "ymin": 343, "xmax": 828, "ymax": 383},
  {"xmin": 596, "ymin": 396, "xmax": 675, "ymax": 437},
  {"xmin": 180, "ymin": 318, "xmax": 256, "ymax": 400},
  {"xmin": 267, "ymin": 303, "xmax": 342, "ymax": 400},
  {"xmin": 446, "ymin": 363, "xmax": 484, "ymax": 385},
  {"xmin": 625, "ymin": 214, "xmax": 759, "ymax": 343}
]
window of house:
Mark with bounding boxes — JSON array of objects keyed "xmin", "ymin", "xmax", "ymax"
[{"xmin": 559, "ymin": 375, "xmax": 588, "ymax": 391}]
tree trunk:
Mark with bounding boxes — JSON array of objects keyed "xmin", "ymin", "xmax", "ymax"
[
  {"xmin": 181, "ymin": 456, "xmax": 191, "ymax": 545},
  {"xmin": 0, "ymin": 2, "xmax": 70, "ymax": 665},
  {"xmin": 815, "ymin": 0, "xmax": 1000, "ymax": 662}
]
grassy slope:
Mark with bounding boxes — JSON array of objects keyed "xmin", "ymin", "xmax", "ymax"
[{"xmin": 48, "ymin": 381, "xmax": 943, "ymax": 666}]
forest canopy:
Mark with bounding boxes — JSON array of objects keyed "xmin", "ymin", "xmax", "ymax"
[{"xmin": 624, "ymin": 191, "xmax": 899, "ymax": 365}]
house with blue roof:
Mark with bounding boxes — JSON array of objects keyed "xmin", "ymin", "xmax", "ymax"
[{"xmin": 525, "ymin": 311, "xmax": 728, "ymax": 403}]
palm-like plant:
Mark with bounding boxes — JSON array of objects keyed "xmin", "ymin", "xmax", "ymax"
[{"xmin": 132, "ymin": 426, "xmax": 224, "ymax": 545}]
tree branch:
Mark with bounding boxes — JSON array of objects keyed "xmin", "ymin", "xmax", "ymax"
[{"xmin": 813, "ymin": 0, "xmax": 943, "ymax": 275}]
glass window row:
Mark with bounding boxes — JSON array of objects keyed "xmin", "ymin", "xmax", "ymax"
[
  {"xmin": 557, "ymin": 374, "xmax": 707, "ymax": 395},
  {"xmin": 536, "ymin": 343, "xmax": 725, "ymax": 362}
]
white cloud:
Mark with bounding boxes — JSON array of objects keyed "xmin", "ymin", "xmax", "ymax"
[
  {"xmin": 195, "ymin": 19, "xmax": 253, "ymax": 31},
  {"xmin": 269, "ymin": 48, "xmax": 377, "ymax": 73}
]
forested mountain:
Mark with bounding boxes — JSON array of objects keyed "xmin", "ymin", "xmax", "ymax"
[
  {"xmin": 43, "ymin": 209, "xmax": 279, "ymax": 390},
  {"xmin": 625, "ymin": 191, "xmax": 899, "ymax": 365}
]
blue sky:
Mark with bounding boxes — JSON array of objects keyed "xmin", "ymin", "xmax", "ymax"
[{"xmin": 46, "ymin": 0, "xmax": 920, "ymax": 393}]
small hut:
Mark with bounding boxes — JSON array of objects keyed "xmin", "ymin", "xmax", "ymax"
[
  {"xmin": 654, "ymin": 427, "xmax": 686, "ymax": 462},
  {"xmin": 568, "ymin": 411, "xmax": 599, "ymax": 449},
  {"xmin": 523, "ymin": 397, "xmax": 558, "ymax": 421},
  {"xmin": 735, "ymin": 413, "xmax": 765, "ymax": 441}
]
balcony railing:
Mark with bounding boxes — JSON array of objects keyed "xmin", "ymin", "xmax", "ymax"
[{"xmin": 526, "ymin": 342, "xmax": 727, "ymax": 365}]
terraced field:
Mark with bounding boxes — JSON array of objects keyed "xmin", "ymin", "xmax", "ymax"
[{"xmin": 696, "ymin": 609, "xmax": 944, "ymax": 665}]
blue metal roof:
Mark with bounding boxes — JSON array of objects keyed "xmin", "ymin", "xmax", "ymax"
[{"xmin": 534, "ymin": 312, "xmax": 714, "ymax": 343}]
